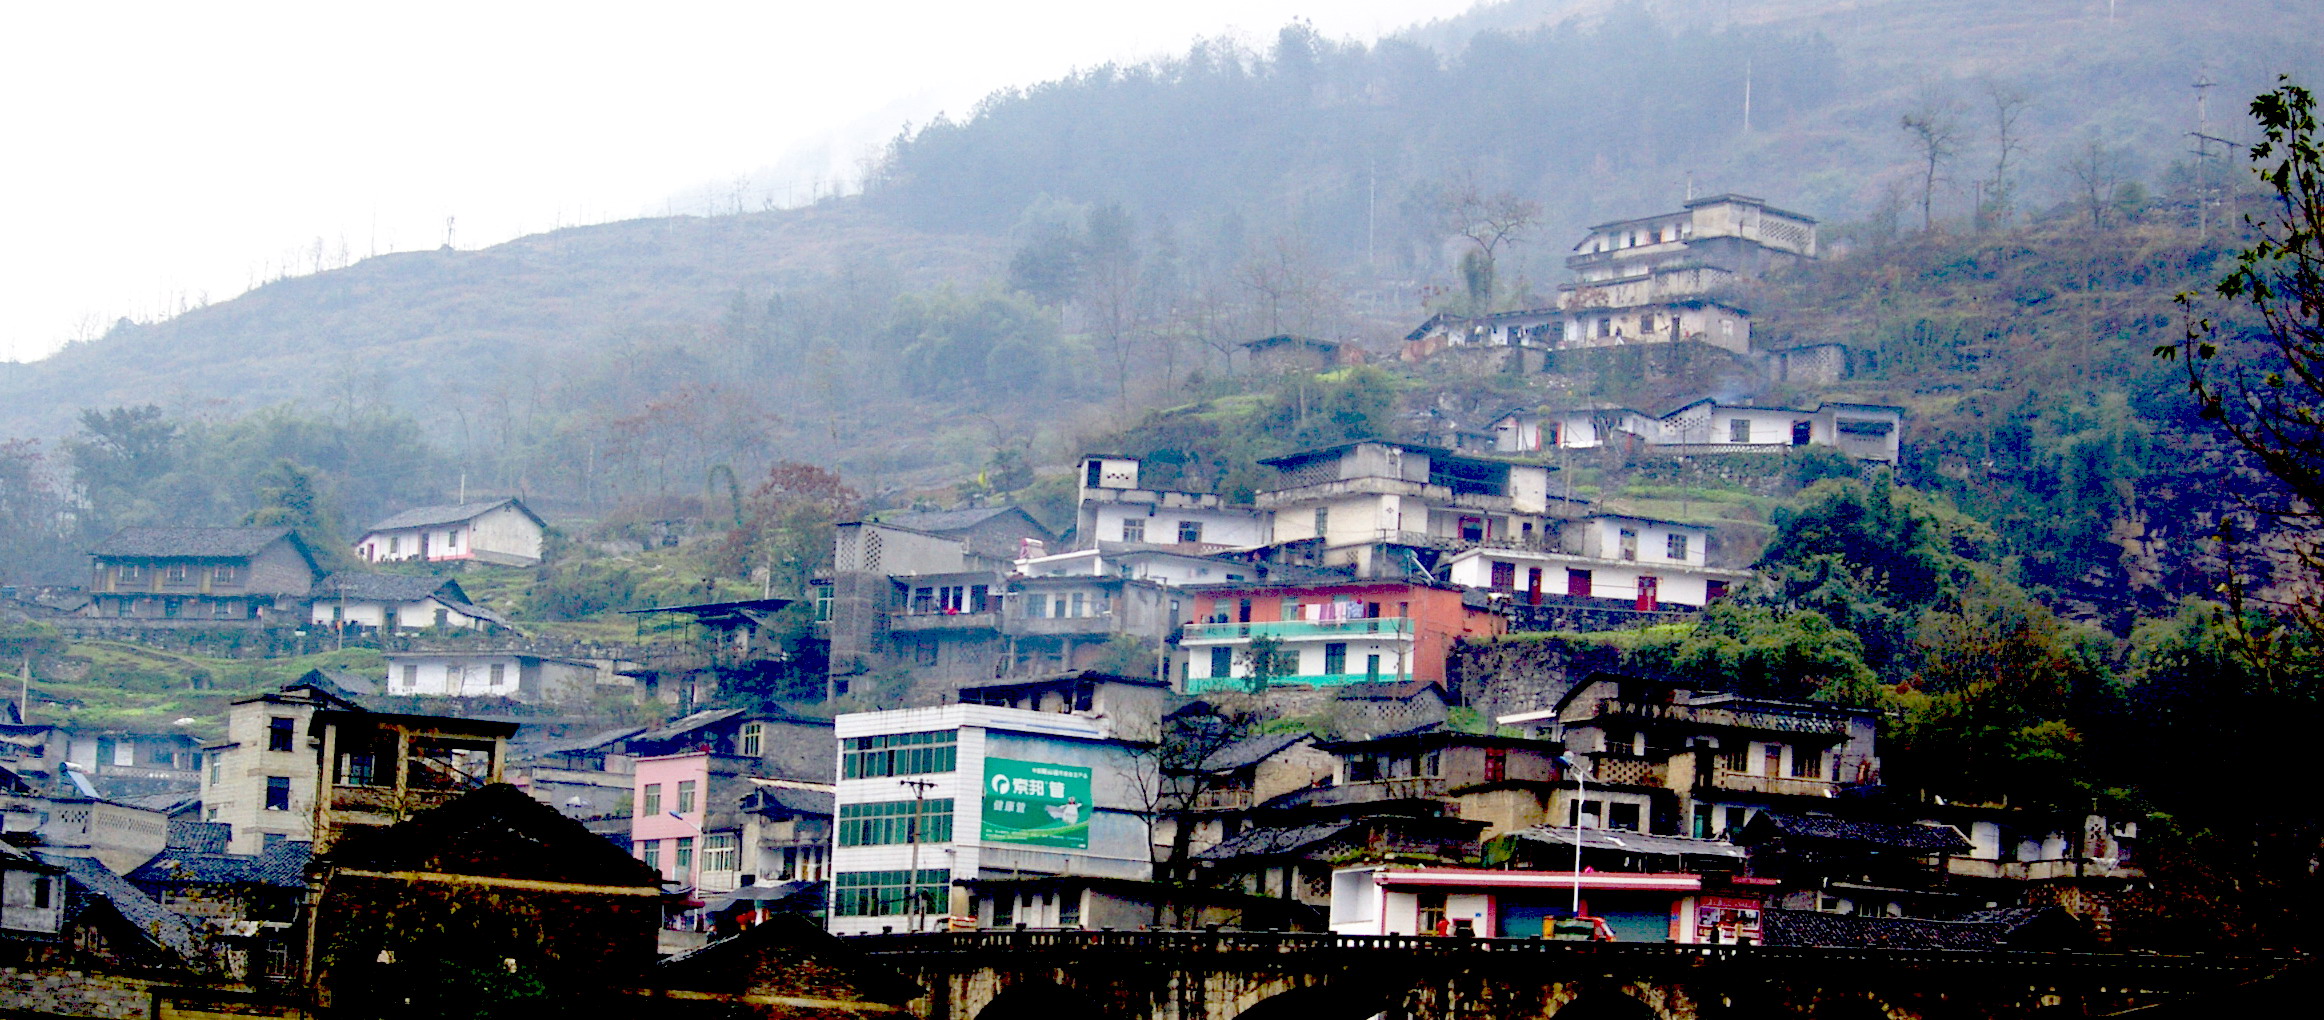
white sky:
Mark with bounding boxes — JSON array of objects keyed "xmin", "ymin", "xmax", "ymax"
[{"xmin": 0, "ymin": 1, "xmax": 1480, "ymax": 363}]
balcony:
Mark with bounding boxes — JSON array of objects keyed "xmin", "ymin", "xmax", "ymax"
[
  {"xmin": 1561, "ymin": 698, "xmax": 1856, "ymax": 736},
  {"xmin": 1010, "ymin": 614, "xmax": 1119, "ymax": 638},
  {"xmin": 1704, "ymin": 770, "xmax": 1836, "ymax": 798},
  {"xmin": 1584, "ymin": 754, "xmax": 1667, "ymax": 789},
  {"xmin": 1186, "ymin": 672, "xmax": 1415, "ymax": 693},
  {"xmin": 888, "ymin": 610, "xmax": 1000, "ymax": 633},
  {"xmin": 1945, "ymin": 857, "xmax": 2142, "ymax": 882},
  {"xmin": 1180, "ymin": 618, "xmax": 1413, "ymax": 642},
  {"xmin": 1190, "ymin": 788, "xmax": 1254, "ymax": 811}
]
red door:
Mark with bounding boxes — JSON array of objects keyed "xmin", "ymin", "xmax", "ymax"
[{"xmin": 1636, "ymin": 575, "xmax": 1660, "ymax": 611}]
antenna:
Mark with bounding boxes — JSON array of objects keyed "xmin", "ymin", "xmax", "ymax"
[{"xmin": 1741, "ymin": 56, "xmax": 1754, "ymax": 133}]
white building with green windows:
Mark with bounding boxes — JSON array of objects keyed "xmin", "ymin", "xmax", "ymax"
[{"xmin": 826, "ymin": 673, "xmax": 1163, "ymax": 935}]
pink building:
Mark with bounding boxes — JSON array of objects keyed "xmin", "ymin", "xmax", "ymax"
[{"xmin": 633, "ymin": 753, "xmax": 712, "ymax": 889}]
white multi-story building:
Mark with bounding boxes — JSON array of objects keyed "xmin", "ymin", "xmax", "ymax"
[
  {"xmin": 1495, "ymin": 401, "xmax": 1904, "ymax": 464},
  {"xmin": 381, "ymin": 651, "xmax": 612, "ymax": 704},
  {"xmin": 1443, "ymin": 514, "xmax": 1747, "ymax": 610},
  {"xmin": 1074, "ymin": 457, "xmax": 1269, "ymax": 552},
  {"xmin": 827, "ymin": 673, "xmax": 1163, "ymax": 935}
]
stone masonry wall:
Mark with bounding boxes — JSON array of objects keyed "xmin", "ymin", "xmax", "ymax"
[{"xmin": 0, "ymin": 967, "xmax": 160, "ymax": 1019}]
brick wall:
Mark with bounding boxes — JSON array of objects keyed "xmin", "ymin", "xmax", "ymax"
[{"xmin": 0, "ymin": 966, "xmax": 159, "ymax": 1019}]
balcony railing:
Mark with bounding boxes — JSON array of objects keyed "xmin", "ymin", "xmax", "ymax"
[
  {"xmin": 1586, "ymin": 755, "xmax": 1667, "ymax": 789},
  {"xmin": 888, "ymin": 610, "xmax": 1000, "ymax": 633},
  {"xmin": 1707, "ymin": 771, "xmax": 1836, "ymax": 798},
  {"xmin": 1180, "ymin": 618, "xmax": 1414, "ymax": 641},
  {"xmin": 1190, "ymin": 788, "xmax": 1253, "ymax": 811}
]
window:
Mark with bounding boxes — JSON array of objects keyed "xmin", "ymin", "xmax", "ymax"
[
  {"xmin": 838, "ymin": 799, "xmax": 955, "ymax": 846},
  {"xmin": 1177, "ymin": 521, "xmax": 1203, "ymax": 544},
  {"xmin": 841, "ymin": 730, "xmax": 958, "ymax": 779},
  {"xmin": 813, "ymin": 582, "xmax": 834, "ymax": 621},
  {"xmin": 1059, "ymin": 889, "xmax": 1081, "ymax": 928},
  {"xmin": 1023, "ymin": 594, "xmax": 1047, "ymax": 618},
  {"xmin": 1730, "ymin": 419, "xmax": 1752, "ymax": 443},
  {"xmin": 488, "ymin": 663, "xmax": 506, "ymax": 686},
  {"xmin": 1120, "ymin": 517, "xmax": 1145, "ymax": 543},
  {"xmin": 677, "ymin": 780, "xmax": 697, "ymax": 813},
  {"xmin": 832, "ymin": 869, "xmax": 951, "ymax": 917},
  {"xmin": 388, "ymin": 536, "xmax": 401, "ymax": 555},
  {"xmin": 1366, "ymin": 654, "xmax": 1381, "ymax": 678},
  {"xmin": 643, "ymin": 783, "xmax": 662, "ymax": 816},
  {"xmin": 212, "ymin": 601, "xmax": 236, "ymax": 619},
  {"xmin": 267, "ymin": 717, "xmax": 296, "ymax": 753},
  {"xmin": 1209, "ymin": 646, "xmax": 1232, "ymax": 679},
  {"xmin": 1490, "ymin": 561, "xmax": 1517, "ymax": 589},
  {"xmin": 1279, "ymin": 598, "xmax": 1299, "ymax": 622},
  {"xmin": 339, "ymin": 751, "xmax": 379, "ymax": 787},
  {"xmin": 1068, "ymin": 592, "xmax": 1085, "ymax": 617},
  {"xmin": 1323, "ymin": 642, "xmax": 1347, "ymax": 675},
  {"xmin": 118, "ymin": 564, "xmax": 144, "ymax": 583},
  {"xmin": 208, "ymin": 757, "xmax": 221, "ymax": 785},
  {"xmin": 212, "ymin": 564, "xmax": 240, "ymax": 584},
  {"xmin": 1618, "ymin": 528, "xmax": 1638, "ymax": 561},
  {"xmin": 1666, "ymin": 534, "xmax": 1689, "ymax": 560},
  {"xmin": 643, "ymin": 841, "xmax": 662, "ymax": 871},
  {"xmin": 1693, "ymin": 805, "xmax": 1715, "ymax": 839},
  {"xmin": 1313, "ymin": 508, "xmax": 1329, "ymax": 537},
  {"xmin": 990, "ymin": 891, "xmax": 1014, "ymax": 927},
  {"xmin": 702, "ymin": 833, "xmax": 740, "ymax": 874},
  {"xmin": 1790, "ymin": 747, "xmax": 1825, "ymax": 779},
  {"xmin": 1608, "ymin": 802, "xmax": 1642, "ymax": 831},
  {"xmin": 1763, "ymin": 744, "xmax": 1783, "ymax": 778},
  {"xmin": 1416, "ymin": 891, "xmax": 1447, "ymax": 934},
  {"xmin": 33, "ymin": 874, "xmax": 52, "ymax": 909},
  {"xmin": 264, "ymin": 777, "xmax": 291, "ymax": 812},
  {"xmin": 675, "ymin": 837, "xmax": 694, "ymax": 871},
  {"xmin": 444, "ymin": 531, "xmax": 459, "ymax": 548},
  {"xmin": 400, "ymin": 664, "xmax": 418, "ymax": 689},
  {"xmin": 168, "ymin": 563, "xmax": 191, "ymax": 583},
  {"xmin": 740, "ymin": 722, "xmax": 764, "ymax": 757}
]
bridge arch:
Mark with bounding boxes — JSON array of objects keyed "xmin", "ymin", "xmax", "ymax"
[
  {"xmin": 972, "ymin": 978, "xmax": 1113, "ymax": 1020},
  {"xmin": 1232, "ymin": 981, "xmax": 1407, "ymax": 1020},
  {"xmin": 1551, "ymin": 988, "xmax": 1666, "ymax": 1020}
]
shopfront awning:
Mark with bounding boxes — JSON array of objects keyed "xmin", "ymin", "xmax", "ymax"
[{"xmin": 1368, "ymin": 867, "xmax": 1701, "ymax": 892}]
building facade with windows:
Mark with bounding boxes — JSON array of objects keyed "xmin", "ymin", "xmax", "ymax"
[
  {"xmin": 201, "ymin": 674, "xmax": 366, "ymax": 854},
  {"xmin": 827, "ymin": 675, "xmax": 1160, "ymax": 935},
  {"xmin": 1176, "ymin": 580, "xmax": 1504, "ymax": 692},
  {"xmin": 1442, "ymin": 514, "xmax": 1749, "ymax": 611},
  {"xmin": 84, "ymin": 527, "xmax": 322, "ymax": 626},
  {"xmin": 354, "ymin": 497, "xmax": 547, "ymax": 567},
  {"xmin": 381, "ymin": 650, "xmax": 609, "ymax": 703}
]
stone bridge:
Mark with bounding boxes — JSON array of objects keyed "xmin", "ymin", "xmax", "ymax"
[{"xmin": 854, "ymin": 931, "xmax": 2297, "ymax": 1020}]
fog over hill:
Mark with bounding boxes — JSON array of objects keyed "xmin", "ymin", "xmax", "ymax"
[{"xmin": 4, "ymin": 0, "xmax": 2317, "ymax": 499}]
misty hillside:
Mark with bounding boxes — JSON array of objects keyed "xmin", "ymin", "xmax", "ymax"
[{"xmin": 3, "ymin": 0, "xmax": 2317, "ymax": 504}]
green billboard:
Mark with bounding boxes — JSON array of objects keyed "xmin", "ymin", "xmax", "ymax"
[{"xmin": 980, "ymin": 757, "xmax": 1093, "ymax": 849}]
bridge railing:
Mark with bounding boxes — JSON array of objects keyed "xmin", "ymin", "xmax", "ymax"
[{"xmin": 845, "ymin": 929, "xmax": 2282, "ymax": 977}]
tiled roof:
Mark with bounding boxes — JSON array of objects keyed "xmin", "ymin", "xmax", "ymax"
[
  {"xmin": 875, "ymin": 506, "xmax": 1030, "ymax": 535},
  {"xmin": 364, "ymin": 499, "xmax": 535, "ymax": 532},
  {"xmin": 1194, "ymin": 821, "xmax": 1351, "ymax": 860},
  {"xmin": 1754, "ymin": 812, "xmax": 1973, "ymax": 853},
  {"xmin": 39, "ymin": 852, "xmax": 217, "ymax": 968},
  {"xmin": 1506, "ymin": 826, "xmax": 1746, "ymax": 859},
  {"xmin": 91, "ymin": 526, "xmax": 293, "ymax": 559},
  {"xmin": 318, "ymin": 573, "xmax": 467, "ymax": 603},
  {"xmin": 1759, "ymin": 908, "xmax": 2003, "ymax": 949},
  {"xmin": 165, "ymin": 820, "xmax": 231, "ymax": 853},
  {"xmin": 323, "ymin": 783, "xmax": 664, "ymax": 889},
  {"xmin": 129, "ymin": 842, "xmax": 311, "ymax": 889},
  {"xmin": 635, "ymin": 708, "xmax": 747, "ymax": 745},
  {"xmin": 530, "ymin": 726, "xmax": 646, "ymax": 757},
  {"xmin": 1200, "ymin": 732, "xmax": 1311, "ymax": 773},
  {"xmin": 745, "ymin": 785, "xmax": 834, "ymax": 818}
]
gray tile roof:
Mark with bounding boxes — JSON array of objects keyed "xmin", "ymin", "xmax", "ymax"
[
  {"xmin": 165, "ymin": 820, "xmax": 231, "ymax": 853},
  {"xmin": 39, "ymin": 852, "xmax": 217, "ymax": 968},
  {"xmin": 1506, "ymin": 826, "xmax": 1746, "ymax": 859},
  {"xmin": 318, "ymin": 573, "xmax": 469, "ymax": 603},
  {"xmin": 1753, "ymin": 812, "xmax": 1973, "ymax": 853},
  {"xmin": 1760, "ymin": 908, "xmax": 2002, "ymax": 949},
  {"xmin": 634, "ymin": 708, "xmax": 747, "ymax": 745},
  {"xmin": 91, "ymin": 526, "xmax": 294, "ymax": 559},
  {"xmin": 129, "ymin": 842, "xmax": 311, "ymax": 889},
  {"xmin": 1201, "ymin": 732, "xmax": 1311, "ymax": 773},
  {"xmin": 364, "ymin": 498, "xmax": 537, "ymax": 532},
  {"xmin": 1194, "ymin": 821, "xmax": 1352, "ymax": 860},
  {"xmin": 745, "ymin": 785, "xmax": 834, "ymax": 818},
  {"xmin": 876, "ymin": 506, "xmax": 1034, "ymax": 535}
]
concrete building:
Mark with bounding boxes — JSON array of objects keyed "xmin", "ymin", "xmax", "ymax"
[
  {"xmin": 307, "ymin": 709, "xmax": 517, "ymax": 853},
  {"xmin": 1563, "ymin": 194, "xmax": 1818, "ymax": 306},
  {"xmin": 307, "ymin": 573, "xmax": 506, "ymax": 632},
  {"xmin": 1255, "ymin": 442, "xmax": 1561, "ymax": 579},
  {"xmin": 1493, "ymin": 401, "xmax": 1905, "ymax": 464},
  {"xmin": 827, "ymin": 673, "xmax": 1164, "ymax": 935},
  {"xmin": 825, "ymin": 506, "xmax": 1055, "ymax": 699},
  {"xmin": 1177, "ymin": 579, "xmax": 1504, "ymax": 692},
  {"xmin": 200, "ymin": 671, "xmax": 369, "ymax": 855},
  {"xmin": 355, "ymin": 497, "xmax": 547, "ymax": 567},
  {"xmin": 381, "ymin": 650, "xmax": 610, "ymax": 703},
  {"xmin": 1443, "ymin": 514, "xmax": 1750, "ymax": 611},
  {"xmin": 1074, "ymin": 457, "xmax": 1269, "ymax": 553}
]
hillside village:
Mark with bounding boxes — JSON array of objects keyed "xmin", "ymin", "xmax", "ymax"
[{"xmin": 0, "ymin": 196, "xmax": 2196, "ymax": 1018}]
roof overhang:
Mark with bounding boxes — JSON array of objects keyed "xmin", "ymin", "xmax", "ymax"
[{"xmin": 1367, "ymin": 867, "xmax": 1701, "ymax": 891}]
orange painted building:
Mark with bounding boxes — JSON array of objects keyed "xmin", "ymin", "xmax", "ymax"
[{"xmin": 1178, "ymin": 580, "xmax": 1505, "ymax": 692}]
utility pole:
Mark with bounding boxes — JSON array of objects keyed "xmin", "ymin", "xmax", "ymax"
[
  {"xmin": 901, "ymin": 778, "xmax": 938, "ymax": 932},
  {"xmin": 2190, "ymin": 74, "xmax": 2229, "ymax": 243}
]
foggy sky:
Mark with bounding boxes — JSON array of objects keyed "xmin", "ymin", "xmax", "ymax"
[{"xmin": 0, "ymin": 0, "xmax": 1477, "ymax": 363}]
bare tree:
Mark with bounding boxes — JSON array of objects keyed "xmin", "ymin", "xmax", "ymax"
[
  {"xmin": 1978, "ymin": 80, "xmax": 2032, "ymax": 229},
  {"xmin": 1900, "ymin": 93, "xmax": 1964, "ymax": 232},
  {"xmin": 2065, "ymin": 132, "xmax": 2130, "ymax": 230},
  {"xmin": 1116, "ymin": 697, "xmax": 1261, "ymax": 926},
  {"xmin": 1438, "ymin": 176, "xmax": 1541, "ymax": 313}
]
